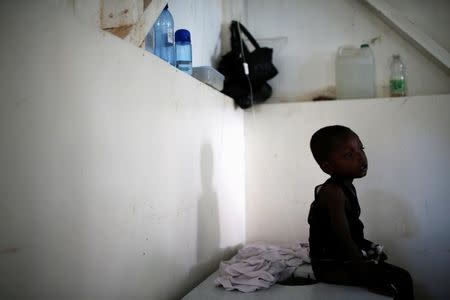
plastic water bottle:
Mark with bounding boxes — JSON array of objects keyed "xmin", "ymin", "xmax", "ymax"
[
  {"xmin": 145, "ymin": 5, "xmax": 175, "ymax": 66},
  {"xmin": 390, "ymin": 54, "xmax": 406, "ymax": 97},
  {"xmin": 175, "ymin": 29, "xmax": 192, "ymax": 75},
  {"xmin": 144, "ymin": 27, "xmax": 154, "ymax": 53}
]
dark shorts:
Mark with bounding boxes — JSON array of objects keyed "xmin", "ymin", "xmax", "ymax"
[{"xmin": 312, "ymin": 260, "xmax": 414, "ymax": 299}]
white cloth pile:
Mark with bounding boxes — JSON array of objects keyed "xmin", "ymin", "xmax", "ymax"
[{"xmin": 215, "ymin": 242, "xmax": 311, "ymax": 292}]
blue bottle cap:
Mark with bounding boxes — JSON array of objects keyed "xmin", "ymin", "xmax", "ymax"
[
  {"xmin": 164, "ymin": 4, "xmax": 168, "ymax": 10},
  {"xmin": 175, "ymin": 29, "xmax": 191, "ymax": 43}
]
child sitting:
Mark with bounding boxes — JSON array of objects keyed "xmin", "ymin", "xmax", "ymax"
[{"xmin": 308, "ymin": 125, "xmax": 414, "ymax": 300}]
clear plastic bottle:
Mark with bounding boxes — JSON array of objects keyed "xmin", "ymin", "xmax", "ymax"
[
  {"xmin": 144, "ymin": 27, "xmax": 154, "ymax": 53},
  {"xmin": 336, "ymin": 44, "xmax": 376, "ymax": 99},
  {"xmin": 390, "ymin": 54, "xmax": 406, "ymax": 97},
  {"xmin": 175, "ymin": 29, "xmax": 192, "ymax": 75},
  {"xmin": 145, "ymin": 5, "xmax": 175, "ymax": 66}
]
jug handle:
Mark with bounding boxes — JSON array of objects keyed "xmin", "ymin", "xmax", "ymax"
[{"xmin": 338, "ymin": 45, "xmax": 357, "ymax": 56}]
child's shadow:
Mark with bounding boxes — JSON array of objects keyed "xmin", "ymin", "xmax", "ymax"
[
  {"xmin": 180, "ymin": 144, "xmax": 240, "ymax": 298},
  {"xmin": 196, "ymin": 144, "xmax": 221, "ymax": 266}
]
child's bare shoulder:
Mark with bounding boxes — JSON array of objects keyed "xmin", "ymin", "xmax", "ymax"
[{"xmin": 317, "ymin": 182, "xmax": 347, "ymax": 208}]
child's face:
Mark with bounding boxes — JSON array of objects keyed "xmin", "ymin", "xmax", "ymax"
[{"xmin": 323, "ymin": 133, "xmax": 368, "ymax": 179}]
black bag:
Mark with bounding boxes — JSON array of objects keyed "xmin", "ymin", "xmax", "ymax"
[{"xmin": 218, "ymin": 21, "xmax": 278, "ymax": 109}]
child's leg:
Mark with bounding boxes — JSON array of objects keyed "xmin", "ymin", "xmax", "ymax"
[
  {"xmin": 313, "ymin": 261, "xmax": 413, "ymax": 299},
  {"xmin": 312, "ymin": 261, "xmax": 368, "ymax": 285},
  {"xmin": 368, "ymin": 262, "xmax": 414, "ymax": 300}
]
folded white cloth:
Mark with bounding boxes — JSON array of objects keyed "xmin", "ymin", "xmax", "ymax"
[{"xmin": 215, "ymin": 242, "xmax": 310, "ymax": 292}]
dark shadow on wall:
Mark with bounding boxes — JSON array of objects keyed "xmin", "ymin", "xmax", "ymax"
[
  {"xmin": 176, "ymin": 144, "xmax": 241, "ymax": 299},
  {"xmin": 197, "ymin": 144, "xmax": 221, "ymax": 262}
]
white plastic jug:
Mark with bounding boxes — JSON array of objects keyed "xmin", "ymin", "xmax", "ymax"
[{"xmin": 336, "ymin": 44, "xmax": 375, "ymax": 99}]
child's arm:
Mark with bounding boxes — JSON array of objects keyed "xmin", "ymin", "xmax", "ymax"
[
  {"xmin": 320, "ymin": 184, "xmax": 365, "ymax": 262},
  {"xmin": 361, "ymin": 238, "xmax": 375, "ymax": 250}
]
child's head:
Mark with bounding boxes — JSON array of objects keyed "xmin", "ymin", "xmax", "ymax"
[{"xmin": 310, "ymin": 125, "xmax": 368, "ymax": 178}]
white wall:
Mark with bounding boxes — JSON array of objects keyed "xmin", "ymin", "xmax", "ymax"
[
  {"xmin": 385, "ymin": 0, "xmax": 450, "ymax": 52},
  {"xmin": 245, "ymin": 95, "xmax": 450, "ymax": 299},
  {"xmin": 246, "ymin": 0, "xmax": 450, "ymax": 101},
  {"xmin": 0, "ymin": 2, "xmax": 245, "ymax": 300}
]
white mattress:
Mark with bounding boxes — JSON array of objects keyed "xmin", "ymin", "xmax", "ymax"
[{"xmin": 182, "ymin": 270, "xmax": 392, "ymax": 300}]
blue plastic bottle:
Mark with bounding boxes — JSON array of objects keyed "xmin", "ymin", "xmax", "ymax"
[
  {"xmin": 145, "ymin": 5, "xmax": 175, "ymax": 66},
  {"xmin": 175, "ymin": 29, "xmax": 192, "ymax": 75}
]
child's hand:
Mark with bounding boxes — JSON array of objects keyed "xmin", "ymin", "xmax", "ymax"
[
  {"xmin": 374, "ymin": 244, "xmax": 388, "ymax": 262},
  {"xmin": 365, "ymin": 243, "xmax": 387, "ymax": 263},
  {"xmin": 379, "ymin": 251, "xmax": 388, "ymax": 262}
]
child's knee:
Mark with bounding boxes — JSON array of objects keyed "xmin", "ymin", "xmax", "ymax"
[
  {"xmin": 389, "ymin": 266, "xmax": 413, "ymax": 288},
  {"xmin": 399, "ymin": 269, "xmax": 412, "ymax": 284}
]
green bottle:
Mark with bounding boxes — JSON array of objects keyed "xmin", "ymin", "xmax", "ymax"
[{"xmin": 390, "ymin": 54, "xmax": 406, "ymax": 97}]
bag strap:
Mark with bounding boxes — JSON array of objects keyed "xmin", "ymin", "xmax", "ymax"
[
  {"xmin": 231, "ymin": 21, "xmax": 261, "ymax": 51},
  {"xmin": 230, "ymin": 21, "xmax": 261, "ymax": 55},
  {"xmin": 230, "ymin": 21, "xmax": 241, "ymax": 54}
]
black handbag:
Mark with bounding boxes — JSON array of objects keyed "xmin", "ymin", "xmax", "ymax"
[{"xmin": 218, "ymin": 21, "xmax": 278, "ymax": 109}]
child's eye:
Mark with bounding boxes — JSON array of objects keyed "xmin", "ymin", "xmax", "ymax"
[{"xmin": 344, "ymin": 153, "xmax": 353, "ymax": 159}]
